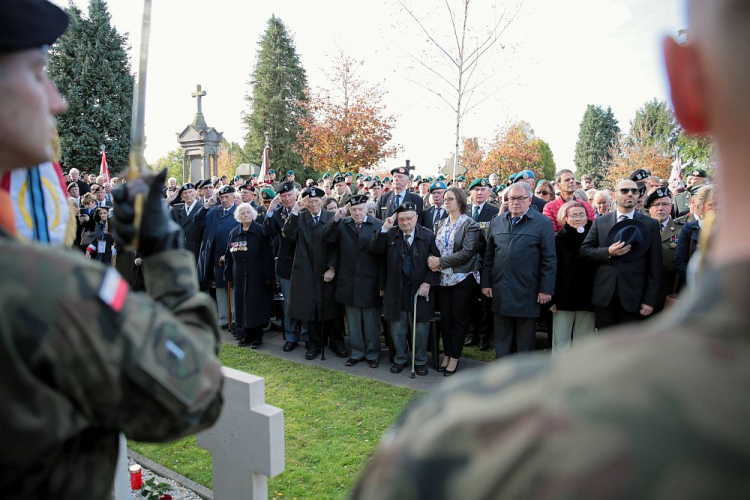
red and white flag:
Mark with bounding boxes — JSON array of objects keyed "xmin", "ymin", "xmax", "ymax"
[
  {"xmin": 669, "ymin": 157, "xmax": 687, "ymax": 192},
  {"xmin": 100, "ymin": 150, "xmax": 111, "ymax": 184},
  {"xmin": 260, "ymin": 144, "xmax": 270, "ymax": 183}
]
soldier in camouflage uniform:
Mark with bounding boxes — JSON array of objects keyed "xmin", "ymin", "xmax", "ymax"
[
  {"xmin": 352, "ymin": 2, "xmax": 750, "ymax": 497},
  {"xmin": 0, "ymin": 2, "xmax": 223, "ymax": 498}
]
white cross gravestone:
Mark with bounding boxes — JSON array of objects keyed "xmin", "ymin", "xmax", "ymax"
[{"xmin": 197, "ymin": 366, "xmax": 285, "ymax": 499}]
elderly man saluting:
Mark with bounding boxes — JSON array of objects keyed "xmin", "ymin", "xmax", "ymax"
[
  {"xmin": 370, "ymin": 202, "xmax": 439, "ymax": 375},
  {"xmin": 481, "ymin": 182, "xmax": 556, "ymax": 359}
]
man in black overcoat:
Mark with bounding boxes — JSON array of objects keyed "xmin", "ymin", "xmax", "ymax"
[
  {"xmin": 323, "ymin": 194, "xmax": 384, "ymax": 367},
  {"xmin": 419, "ymin": 181, "xmax": 449, "ymax": 230},
  {"xmin": 579, "ymin": 178, "xmax": 662, "ymax": 329},
  {"xmin": 283, "ymin": 186, "xmax": 346, "ymax": 360},
  {"xmin": 263, "ymin": 181, "xmax": 307, "ymax": 351},
  {"xmin": 170, "ymin": 182, "xmax": 204, "ymax": 263},
  {"xmin": 370, "ymin": 202, "xmax": 440, "ymax": 375}
]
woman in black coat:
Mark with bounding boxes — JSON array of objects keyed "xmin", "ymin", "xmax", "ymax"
[
  {"xmin": 549, "ymin": 201, "xmax": 596, "ymax": 354},
  {"xmin": 223, "ymin": 203, "xmax": 275, "ymax": 348}
]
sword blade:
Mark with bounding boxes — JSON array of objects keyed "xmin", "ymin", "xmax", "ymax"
[{"xmin": 128, "ymin": 0, "xmax": 153, "ymax": 179}]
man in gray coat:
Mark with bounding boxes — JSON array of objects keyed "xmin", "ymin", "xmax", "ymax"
[{"xmin": 481, "ymin": 182, "xmax": 556, "ymax": 359}]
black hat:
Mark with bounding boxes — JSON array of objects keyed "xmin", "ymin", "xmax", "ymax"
[
  {"xmin": 645, "ymin": 187, "xmax": 672, "ymax": 208},
  {"xmin": 332, "ymin": 175, "xmax": 346, "ymax": 185},
  {"xmin": 277, "ymin": 180, "xmax": 295, "ymax": 194},
  {"xmin": 636, "ymin": 181, "xmax": 647, "ymax": 198},
  {"xmin": 302, "ymin": 186, "xmax": 325, "ymax": 198},
  {"xmin": 690, "ymin": 169, "xmax": 707, "ymax": 178},
  {"xmin": 349, "ymin": 193, "xmax": 370, "ymax": 206},
  {"xmin": 368, "ymin": 179, "xmax": 383, "ymax": 189},
  {"xmin": 606, "ymin": 218, "xmax": 652, "ymax": 262},
  {"xmin": 178, "ymin": 182, "xmax": 196, "ymax": 196},
  {"xmin": 66, "ymin": 182, "xmax": 78, "ymax": 192},
  {"xmin": 629, "ymin": 169, "xmax": 651, "ymax": 182},
  {"xmin": 239, "ymin": 182, "xmax": 255, "ymax": 192},
  {"xmin": 0, "ymin": 0, "xmax": 69, "ymax": 52},
  {"xmin": 218, "ymin": 186, "xmax": 235, "ymax": 196},
  {"xmin": 390, "ymin": 166, "xmax": 409, "ymax": 176},
  {"xmin": 393, "ymin": 202, "xmax": 418, "ymax": 215}
]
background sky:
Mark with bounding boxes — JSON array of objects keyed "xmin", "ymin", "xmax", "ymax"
[{"xmin": 52, "ymin": 0, "xmax": 686, "ymax": 177}]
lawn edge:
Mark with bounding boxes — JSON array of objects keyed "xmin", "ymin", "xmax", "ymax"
[{"xmin": 128, "ymin": 448, "xmax": 213, "ymax": 500}]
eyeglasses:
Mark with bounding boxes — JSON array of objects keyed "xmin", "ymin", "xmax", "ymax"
[
  {"xmin": 91, "ymin": 189, "xmax": 101, "ymax": 193},
  {"xmin": 536, "ymin": 190, "xmax": 550, "ymax": 196},
  {"xmin": 619, "ymin": 188, "xmax": 639, "ymax": 195},
  {"xmin": 508, "ymin": 196, "xmax": 529, "ymax": 203},
  {"xmin": 397, "ymin": 214, "xmax": 417, "ymax": 223},
  {"xmin": 567, "ymin": 213, "xmax": 587, "ymax": 219},
  {"xmin": 650, "ymin": 202, "xmax": 672, "ymax": 208}
]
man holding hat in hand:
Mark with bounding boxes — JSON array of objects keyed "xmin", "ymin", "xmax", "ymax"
[{"xmin": 580, "ymin": 178, "xmax": 662, "ymax": 328}]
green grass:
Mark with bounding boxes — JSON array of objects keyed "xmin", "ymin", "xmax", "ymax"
[
  {"xmin": 130, "ymin": 344, "xmax": 422, "ymax": 500},
  {"xmin": 461, "ymin": 344, "xmax": 496, "ymax": 362}
]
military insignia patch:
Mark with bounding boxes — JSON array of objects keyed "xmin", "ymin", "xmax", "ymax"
[{"xmin": 99, "ymin": 267, "xmax": 128, "ymax": 313}]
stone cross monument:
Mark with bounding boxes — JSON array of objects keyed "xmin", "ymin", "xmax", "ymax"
[
  {"xmin": 177, "ymin": 84, "xmax": 223, "ymax": 182},
  {"xmin": 196, "ymin": 367, "xmax": 285, "ymax": 499}
]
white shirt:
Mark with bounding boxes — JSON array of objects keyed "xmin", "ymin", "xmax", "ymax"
[
  {"xmin": 185, "ymin": 199, "xmax": 198, "ymax": 216},
  {"xmin": 616, "ymin": 209, "xmax": 635, "ymax": 220}
]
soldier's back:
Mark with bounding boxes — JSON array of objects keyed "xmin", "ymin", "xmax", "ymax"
[{"xmin": 353, "ymin": 260, "xmax": 750, "ymax": 499}]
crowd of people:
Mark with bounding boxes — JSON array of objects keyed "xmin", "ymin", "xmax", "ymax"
[{"xmin": 64, "ymin": 161, "xmax": 717, "ymax": 376}]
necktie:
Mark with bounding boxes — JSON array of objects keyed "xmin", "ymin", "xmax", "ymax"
[
  {"xmin": 511, "ymin": 217, "xmax": 520, "ymax": 227},
  {"xmin": 404, "ymin": 234, "xmax": 411, "ymax": 252},
  {"xmin": 356, "ymin": 223, "xmax": 361, "ymax": 233},
  {"xmin": 473, "ymin": 206, "xmax": 480, "ymax": 221},
  {"xmin": 313, "ymin": 215, "xmax": 319, "ymax": 226},
  {"xmin": 618, "ymin": 214, "xmax": 627, "ymax": 222},
  {"xmin": 437, "ymin": 208, "xmax": 443, "ymax": 221},
  {"xmin": 395, "ymin": 194, "xmax": 402, "ymax": 208}
]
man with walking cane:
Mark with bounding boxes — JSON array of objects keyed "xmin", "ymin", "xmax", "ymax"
[{"xmin": 370, "ymin": 202, "xmax": 439, "ymax": 376}]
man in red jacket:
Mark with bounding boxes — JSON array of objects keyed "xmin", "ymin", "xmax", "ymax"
[{"xmin": 542, "ymin": 169, "xmax": 595, "ymax": 232}]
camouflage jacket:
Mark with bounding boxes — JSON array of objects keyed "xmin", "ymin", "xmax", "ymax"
[
  {"xmin": 0, "ymin": 229, "xmax": 223, "ymax": 499},
  {"xmin": 352, "ymin": 260, "xmax": 750, "ymax": 499}
]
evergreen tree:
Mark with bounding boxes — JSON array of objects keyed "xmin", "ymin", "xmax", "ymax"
[
  {"xmin": 243, "ymin": 16, "xmax": 312, "ymax": 180},
  {"xmin": 531, "ymin": 139, "xmax": 556, "ymax": 181},
  {"xmin": 47, "ymin": 0, "xmax": 134, "ymax": 176},
  {"xmin": 574, "ymin": 105, "xmax": 620, "ymax": 186},
  {"xmin": 629, "ymin": 98, "xmax": 678, "ymax": 150}
]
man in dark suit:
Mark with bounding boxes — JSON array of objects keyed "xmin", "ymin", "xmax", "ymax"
[
  {"xmin": 263, "ymin": 181, "xmax": 307, "ymax": 351},
  {"xmin": 645, "ymin": 187, "xmax": 683, "ymax": 311},
  {"xmin": 419, "ymin": 181, "xmax": 448, "ymax": 230},
  {"xmin": 195, "ymin": 185, "xmax": 239, "ymax": 328},
  {"xmin": 376, "ymin": 165, "xmax": 423, "ymax": 220},
  {"xmin": 370, "ymin": 202, "xmax": 440, "ymax": 375},
  {"xmin": 69, "ymin": 168, "xmax": 89, "ymax": 194},
  {"xmin": 323, "ymin": 194, "xmax": 384, "ymax": 368},
  {"xmin": 481, "ymin": 182, "xmax": 556, "ymax": 359},
  {"xmin": 580, "ymin": 178, "xmax": 662, "ymax": 329},
  {"xmin": 170, "ymin": 182, "xmax": 204, "ymax": 263},
  {"xmin": 282, "ymin": 186, "xmax": 346, "ymax": 360},
  {"xmin": 465, "ymin": 178, "xmax": 500, "ymax": 350}
]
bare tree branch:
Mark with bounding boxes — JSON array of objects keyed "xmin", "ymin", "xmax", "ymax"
[
  {"xmin": 403, "ymin": 74, "xmax": 458, "ymax": 113},
  {"xmin": 396, "ymin": 0, "xmax": 459, "ymax": 68}
]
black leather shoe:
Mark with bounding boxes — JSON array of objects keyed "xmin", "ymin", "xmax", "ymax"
[
  {"xmin": 332, "ymin": 347, "xmax": 348, "ymax": 358},
  {"xmin": 437, "ymin": 358, "xmax": 448, "ymax": 373},
  {"xmin": 464, "ymin": 335, "xmax": 478, "ymax": 346},
  {"xmin": 305, "ymin": 347, "xmax": 321, "ymax": 360},
  {"xmin": 345, "ymin": 358, "xmax": 362, "ymax": 367},
  {"xmin": 444, "ymin": 360, "xmax": 460, "ymax": 377},
  {"xmin": 390, "ymin": 363, "xmax": 406, "ymax": 374},
  {"xmin": 479, "ymin": 339, "xmax": 490, "ymax": 351},
  {"xmin": 415, "ymin": 364, "xmax": 429, "ymax": 376},
  {"xmin": 367, "ymin": 359, "xmax": 380, "ymax": 368},
  {"xmin": 237, "ymin": 339, "xmax": 251, "ymax": 347},
  {"xmin": 270, "ymin": 319, "xmax": 283, "ymax": 331},
  {"xmin": 282, "ymin": 341, "xmax": 298, "ymax": 352},
  {"xmin": 250, "ymin": 340, "xmax": 262, "ymax": 349}
]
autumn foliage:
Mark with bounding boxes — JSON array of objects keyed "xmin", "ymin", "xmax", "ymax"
[
  {"xmin": 604, "ymin": 122, "xmax": 672, "ymax": 187},
  {"xmin": 296, "ymin": 54, "xmax": 400, "ymax": 173},
  {"xmin": 465, "ymin": 122, "xmax": 543, "ymax": 182}
]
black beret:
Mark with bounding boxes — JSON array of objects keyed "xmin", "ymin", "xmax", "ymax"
[
  {"xmin": 645, "ymin": 187, "xmax": 672, "ymax": 208},
  {"xmin": 332, "ymin": 175, "xmax": 346, "ymax": 185},
  {"xmin": 393, "ymin": 202, "xmax": 417, "ymax": 215},
  {"xmin": 0, "ymin": 0, "xmax": 69, "ymax": 52},
  {"xmin": 277, "ymin": 180, "xmax": 295, "ymax": 194},
  {"xmin": 391, "ymin": 166, "xmax": 409, "ymax": 176},
  {"xmin": 66, "ymin": 182, "xmax": 77, "ymax": 192},
  {"xmin": 218, "ymin": 186, "xmax": 235, "ymax": 196},
  {"xmin": 239, "ymin": 182, "xmax": 255, "ymax": 192},
  {"xmin": 177, "ymin": 182, "xmax": 196, "ymax": 195},
  {"xmin": 349, "ymin": 193, "xmax": 369, "ymax": 206},
  {"xmin": 629, "ymin": 169, "xmax": 651, "ymax": 182},
  {"xmin": 302, "ymin": 186, "xmax": 325, "ymax": 198},
  {"xmin": 367, "ymin": 180, "xmax": 383, "ymax": 189},
  {"xmin": 690, "ymin": 169, "xmax": 707, "ymax": 178}
]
